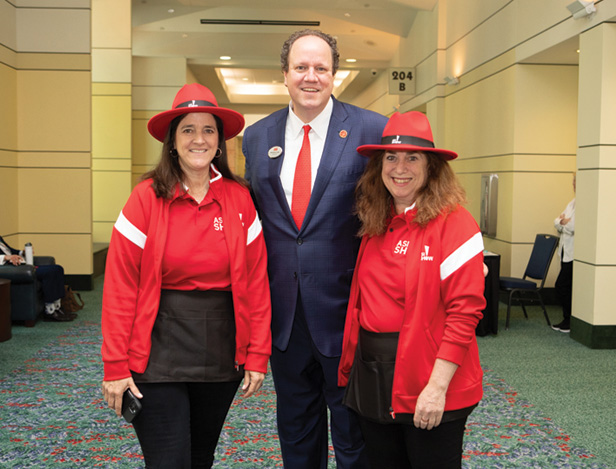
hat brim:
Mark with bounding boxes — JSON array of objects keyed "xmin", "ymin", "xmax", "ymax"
[
  {"xmin": 147, "ymin": 106, "xmax": 245, "ymax": 142},
  {"xmin": 356, "ymin": 144, "xmax": 457, "ymax": 160}
]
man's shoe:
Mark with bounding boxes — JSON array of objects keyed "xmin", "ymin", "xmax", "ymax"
[
  {"xmin": 551, "ymin": 321, "xmax": 570, "ymax": 333},
  {"xmin": 43, "ymin": 309, "xmax": 74, "ymax": 322}
]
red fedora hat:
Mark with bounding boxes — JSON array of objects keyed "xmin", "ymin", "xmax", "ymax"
[
  {"xmin": 357, "ymin": 111, "xmax": 457, "ymax": 160},
  {"xmin": 147, "ymin": 83, "xmax": 245, "ymax": 142}
]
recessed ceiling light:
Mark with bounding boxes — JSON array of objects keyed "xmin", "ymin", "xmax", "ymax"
[
  {"xmin": 168, "ymin": 8, "xmax": 174, "ymax": 13},
  {"xmin": 220, "ymin": 56, "xmax": 231, "ymax": 60},
  {"xmin": 346, "ymin": 58, "xmax": 357, "ymax": 63},
  {"xmin": 344, "ymin": 12, "xmax": 351, "ymax": 17}
]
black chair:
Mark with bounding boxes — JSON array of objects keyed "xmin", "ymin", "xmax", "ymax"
[
  {"xmin": 500, "ymin": 234, "xmax": 559, "ymax": 329},
  {"xmin": 0, "ymin": 256, "xmax": 56, "ymax": 327}
]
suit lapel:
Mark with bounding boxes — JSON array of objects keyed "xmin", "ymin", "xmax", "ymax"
[
  {"xmin": 266, "ymin": 109, "xmax": 296, "ymax": 228},
  {"xmin": 303, "ymin": 98, "xmax": 349, "ymax": 227}
]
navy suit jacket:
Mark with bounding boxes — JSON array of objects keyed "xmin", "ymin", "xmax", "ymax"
[{"xmin": 243, "ymin": 97, "xmax": 387, "ymax": 356}]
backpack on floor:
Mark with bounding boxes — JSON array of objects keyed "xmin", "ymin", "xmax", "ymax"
[{"xmin": 61, "ymin": 285, "xmax": 85, "ymax": 313}]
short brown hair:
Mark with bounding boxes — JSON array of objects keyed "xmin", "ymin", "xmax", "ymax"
[
  {"xmin": 355, "ymin": 152, "xmax": 467, "ymax": 236},
  {"xmin": 280, "ymin": 29, "xmax": 340, "ymax": 75}
]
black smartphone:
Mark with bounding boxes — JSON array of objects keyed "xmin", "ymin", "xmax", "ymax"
[{"xmin": 121, "ymin": 389, "xmax": 142, "ymax": 423}]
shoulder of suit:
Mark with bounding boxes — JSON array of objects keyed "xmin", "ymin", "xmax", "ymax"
[
  {"xmin": 246, "ymin": 106, "xmax": 288, "ymax": 130},
  {"xmin": 335, "ymin": 99, "xmax": 387, "ymax": 123}
]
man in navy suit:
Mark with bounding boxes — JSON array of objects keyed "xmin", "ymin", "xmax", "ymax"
[{"xmin": 243, "ymin": 30, "xmax": 387, "ymax": 468}]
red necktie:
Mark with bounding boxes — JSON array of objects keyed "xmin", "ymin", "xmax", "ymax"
[{"xmin": 291, "ymin": 125, "xmax": 312, "ymax": 228}]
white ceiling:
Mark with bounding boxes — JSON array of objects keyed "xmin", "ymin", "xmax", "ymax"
[
  {"xmin": 131, "ymin": 0, "xmax": 584, "ymax": 107},
  {"xmin": 131, "ymin": 0, "xmax": 438, "ymax": 105}
]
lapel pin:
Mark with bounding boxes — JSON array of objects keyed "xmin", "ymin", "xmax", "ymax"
[
  {"xmin": 268, "ymin": 146, "xmax": 283, "ymax": 158},
  {"xmin": 339, "ymin": 130, "xmax": 348, "ymax": 139}
]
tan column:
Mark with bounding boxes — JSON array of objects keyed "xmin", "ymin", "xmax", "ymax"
[
  {"xmin": 571, "ymin": 23, "xmax": 616, "ymax": 348},
  {"xmin": 91, "ymin": 0, "xmax": 132, "ymax": 244},
  {"xmin": 11, "ymin": 1, "xmax": 92, "ymax": 287}
]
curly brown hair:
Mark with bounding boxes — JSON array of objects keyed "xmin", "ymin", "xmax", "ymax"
[
  {"xmin": 280, "ymin": 29, "xmax": 340, "ymax": 75},
  {"xmin": 355, "ymin": 151, "xmax": 467, "ymax": 237},
  {"xmin": 142, "ymin": 113, "xmax": 247, "ymax": 199}
]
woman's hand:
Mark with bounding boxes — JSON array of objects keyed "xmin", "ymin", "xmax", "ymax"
[
  {"xmin": 413, "ymin": 358, "xmax": 458, "ymax": 430},
  {"xmin": 413, "ymin": 382, "xmax": 447, "ymax": 430},
  {"xmin": 241, "ymin": 370, "xmax": 265, "ymax": 398},
  {"xmin": 101, "ymin": 377, "xmax": 142, "ymax": 417}
]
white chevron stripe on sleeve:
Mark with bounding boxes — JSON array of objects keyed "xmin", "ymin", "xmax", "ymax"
[
  {"xmin": 114, "ymin": 211, "xmax": 146, "ymax": 249},
  {"xmin": 440, "ymin": 232, "xmax": 484, "ymax": 280},
  {"xmin": 246, "ymin": 214, "xmax": 262, "ymax": 246}
]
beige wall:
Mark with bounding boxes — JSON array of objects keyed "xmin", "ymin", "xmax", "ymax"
[
  {"xmin": 0, "ymin": 51, "xmax": 18, "ymax": 238},
  {"xmin": 92, "ymin": 0, "xmax": 132, "ymax": 243},
  {"xmin": 0, "ymin": 0, "xmax": 92, "ymax": 276},
  {"xmin": 574, "ymin": 23, "xmax": 616, "ymax": 327}
]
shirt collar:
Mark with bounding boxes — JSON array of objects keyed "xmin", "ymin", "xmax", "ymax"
[
  {"xmin": 404, "ymin": 202, "xmax": 417, "ymax": 214},
  {"xmin": 175, "ymin": 164, "xmax": 223, "ymax": 201},
  {"xmin": 287, "ymin": 96, "xmax": 333, "ymax": 140}
]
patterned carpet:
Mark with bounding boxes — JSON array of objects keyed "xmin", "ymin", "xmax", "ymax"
[{"xmin": 0, "ymin": 319, "xmax": 610, "ymax": 468}]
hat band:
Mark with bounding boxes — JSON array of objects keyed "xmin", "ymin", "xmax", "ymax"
[
  {"xmin": 381, "ymin": 134, "xmax": 435, "ymax": 148},
  {"xmin": 175, "ymin": 99, "xmax": 216, "ymax": 109}
]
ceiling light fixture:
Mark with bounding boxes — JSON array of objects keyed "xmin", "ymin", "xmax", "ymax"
[
  {"xmin": 444, "ymin": 76, "xmax": 460, "ymax": 86},
  {"xmin": 346, "ymin": 58, "xmax": 357, "ymax": 63},
  {"xmin": 201, "ymin": 19, "xmax": 320, "ymax": 26},
  {"xmin": 566, "ymin": 0, "xmax": 596, "ymax": 19},
  {"xmin": 220, "ymin": 56, "xmax": 231, "ymax": 60}
]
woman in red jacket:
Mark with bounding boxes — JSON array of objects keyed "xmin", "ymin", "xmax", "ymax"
[
  {"xmin": 101, "ymin": 83, "xmax": 271, "ymax": 468},
  {"xmin": 338, "ymin": 112, "xmax": 485, "ymax": 468}
]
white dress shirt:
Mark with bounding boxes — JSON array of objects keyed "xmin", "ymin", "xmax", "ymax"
[
  {"xmin": 0, "ymin": 241, "xmax": 14, "ymax": 265},
  {"xmin": 280, "ymin": 97, "xmax": 334, "ymax": 210}
]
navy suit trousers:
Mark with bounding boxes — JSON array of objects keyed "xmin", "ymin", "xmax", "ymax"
[{"xmin": 270, "ymin": 295, "xmax": 369, "ymax": 469}]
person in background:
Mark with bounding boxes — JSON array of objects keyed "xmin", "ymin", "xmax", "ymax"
[
  {"xmin": 0, "ymin": 235, "xmax": 72, "ymax": 322},
  {"xmin": 552, "ymin": 173, "xmax": 575, "ymax": 333},
  {"xmin": 339, "ymin": 111, "xmax": 485, "ymax": 468},
  {"xmin": 242, "ymin": 29, "xmax": 387, "ymax": 468},
  {"xmin": 101, "ymin": 83, "xmax": 272, "ymax": 468}
]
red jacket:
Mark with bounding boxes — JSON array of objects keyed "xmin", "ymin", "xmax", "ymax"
[
  {"xmin": 102, "ymin": 171, "xmax": 272, "ymax": 381},
  {"xmin": 339, "ymin": 206, "xmax": 485, "ymax": 415}
]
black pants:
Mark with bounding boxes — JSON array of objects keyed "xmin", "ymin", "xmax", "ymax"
[
  {"xmin": 555, "ymin": 260, "xmax": 573, "ymax": 321},
  {"xmin": 131, "ymin": 381, "xmax": 241, "ymax": 468},
  {"xmin": 35, "ymin": 264, "xmax": 65, "ymax": 303},
  {"xmin": 357, "ymin": 414, "xmax": 468, "ymax": 469}
]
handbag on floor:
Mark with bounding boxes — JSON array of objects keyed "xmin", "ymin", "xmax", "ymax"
[{"xmin": 61, "ymin": 285, "xmax": 85, "ymax": 313}]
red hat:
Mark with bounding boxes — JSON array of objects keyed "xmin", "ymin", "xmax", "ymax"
[
  {"xmin": 147, "ymin": 83, "xmax": 245, "ymax": 142},
  {"xmin": 356, "ymin": 111, "xmax": 457, "ymax": 160}
]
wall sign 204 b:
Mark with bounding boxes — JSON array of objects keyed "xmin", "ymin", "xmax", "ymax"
[{"xmin": 388, "ymin": 68, "xmax": 416, "ymax": 95}]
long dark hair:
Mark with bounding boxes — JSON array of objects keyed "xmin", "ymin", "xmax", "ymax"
[{"xmin": 142, "ymin": 113, "xmax": 248, "ymax": 199}]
